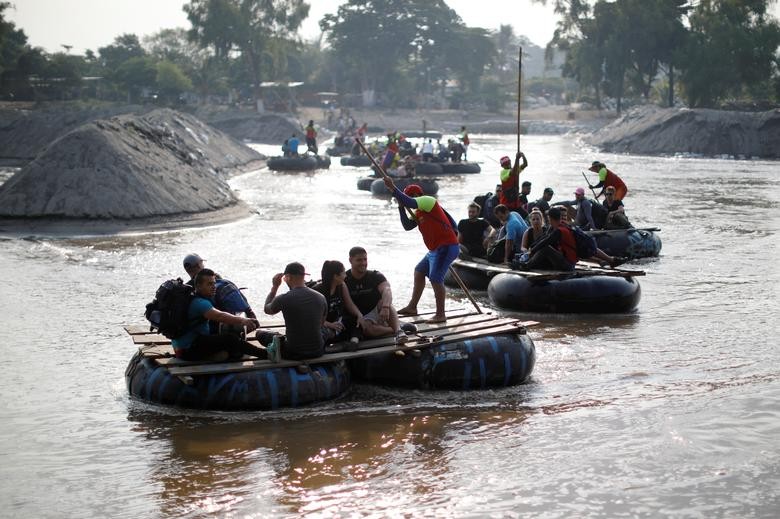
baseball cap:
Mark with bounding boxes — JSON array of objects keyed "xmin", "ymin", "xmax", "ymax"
[
  {"xmin": 283, "ymin": 262, "xmax": 309, "ymax": 276},
  {"xmin": 522, "ymin": 181, "xmax": 532, "ymax": 187},
  {"xmin": 543, "ymin": 187, "xmax": 554, "ymax": 194},
  {"xmin": 499, "ymin": 155, "xmax": 511, "ymax": 166},
  {"xmin": 403, "ymin": 184, "xmax": 424, "ymax": 197},
  {"xmin": 183, "ymin": 253, "xmax": 204, "ymax": 269},
  {"xmin": 574, "ymin": 187, "xmax": 585, "ymax": 196}
]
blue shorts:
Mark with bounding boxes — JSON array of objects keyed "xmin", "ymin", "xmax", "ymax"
[{"xmin": 415, "ymin": 244, "xmax": 460, "ymax": 284}]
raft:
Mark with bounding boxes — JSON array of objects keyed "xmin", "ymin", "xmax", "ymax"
[
  {"xmin": 439, "ymin": 161, "xmax": 481, "ymax": 174},
  {"xmin": 268, "ymin": 154, "xmax": 331, "ymax": 171},
  {"xmin": 340, "ymin": 155, "xmax": 373, "ymax": 167},
  {"xmin": 348, "ymin": 317, "xmax": 535, "ymax": 389},
  {"xmin": 326, "ymin": 143, "xmax": 353, "ymax": 156},
  {"xmin": 589, "ymin": 228, "xmax": 662, "ymax": 259},
  {"xmin": 370, "ymin": 177, "xmax": 440, "ymax": 196},
  {"xmin": 488, "ymin": 272, "xmax": 642, "ymax": 313},
  {"xmin": 123, "ymin": 310, "xmax": 538, "ymax": 409},
  {"xmin": 357, "ymin": 176, "xmax": 377, "ymax": 191}
]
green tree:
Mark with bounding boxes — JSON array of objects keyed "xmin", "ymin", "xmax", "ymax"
[
  {"xmin": 184, "ymin": 0, "xmax": 310, "ymax": 103},
  {"xmin": 114, "ymin": 55, "xmax": 157, "ymax": 102},
  {"xmin": 677, "ymin": 0, "xmax": 780, "ymax": 107},
  {"xmin": 98, "ymin": 33, "xmax": 146, "ymax": 73},
  {"xmin": 156, "ymin": 60, "xmax": 193, "ymax": 102}
]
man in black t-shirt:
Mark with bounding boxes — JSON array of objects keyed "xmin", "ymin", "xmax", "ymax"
[
  {"xmin": 602, "ymin": 186, "xmax": 631, "ymax": 229},
  {"xmin": 457, "ymin": 202, "xmax": 493, "ymax": 258},
  {"xmin": 344, "ymin": 246, "xmax": 407, "ymax": 344}
]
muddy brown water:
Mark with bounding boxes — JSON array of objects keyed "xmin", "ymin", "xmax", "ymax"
[{"xmin": 1, "ymin": 135, "xmax": 778, "ymax": 517}]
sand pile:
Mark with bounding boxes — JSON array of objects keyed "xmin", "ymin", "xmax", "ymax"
[
  {"xmin": 0, "ymin": 108, "xmax": 262, "ymax": 221},
  {"xmin": 207, "ymin": 113, "xmax": 304, "ymax": 143},
  {"xmin": 587, "ymin": 106, "xmax": 780, "ymax": 158}
]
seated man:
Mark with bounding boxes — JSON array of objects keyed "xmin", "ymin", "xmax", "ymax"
[
  {"xmin": 182, "ymin": 253, "xmax": 256, "ymax": 319},
  {"xmin": 602, "ymin": 186, "xmax": 631, "ymax": 229},
  {"xmin": 528, "ymin": 187, "xmax": 554, "ymax": 216},
  {"xmin": 345, "ymin": 246, "xmax": 407, "ymax": 343},
  {"xmin": 457, "ymin": 202, "xmax": 493, "ymax": 258},
  {"xmin": 552, "ymin": 187, "xmax": 606, "ymax": 230},
  {"xmin": 262, "ymin": 262, "xmax": 327, "ymax": 360},
  {"xmin": 521, "ymin": 207, "xmax": 578, "ymax": 271},
  {"xmin": 493, "ymin": 204, "xmax": 529, "ymax": 264},
  {"xmin": 172, "ymin": 268, "xmax": 265, "ymax": 361}
]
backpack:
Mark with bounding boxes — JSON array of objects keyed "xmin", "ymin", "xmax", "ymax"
[
  {"xmin": 214, "ymin": 279, "xmax": 250, "ymax": 314},
  {"xmin": 567, "ymin": 224, "xmax": 597, "ymax": 259},
  {"xmin": 588, "ymin": 199, "xmax": 608, "ymax": 229},
  {"xmin": 145, "ymin": 278, "xmax": 197, "ymax": 339}
]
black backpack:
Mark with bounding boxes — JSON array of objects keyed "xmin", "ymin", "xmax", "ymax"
[
  {"xmin": 145, "ymin": 278, "xmax": 197, "ymax": 339},
  {"xmin": 566, "ymin": 224, "xmax": 597, "ymax": 259},
  {"xmin": 588, "ymin": 199, "xmax": 608, "ymax": 229}
]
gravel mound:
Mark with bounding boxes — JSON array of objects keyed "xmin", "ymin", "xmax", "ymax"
[
  {"xmin": 586, "ymin": 106, "xmax": 780, "ymax": 158},
  {"xmin": 0, "ymin": 109, "xmax": 262, "ymax": 219}
]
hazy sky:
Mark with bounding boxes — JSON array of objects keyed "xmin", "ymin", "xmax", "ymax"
[{"xmin": 6, "ymin": 0, "xmax": 560, "ymax": 53}]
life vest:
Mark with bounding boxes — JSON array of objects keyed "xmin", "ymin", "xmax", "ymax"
[
  {"xmin": 460, "ymin": 133, "xmax": 470, "ymax": 145},
  {"xmin": 414, "ymin": 201, "xmax": 458, "ymax": 251},
  {"xmin": 499, "ymin": 168, "xmax": 520, "ymax": 208},
  {"xmin": 600, "ymin": 167, "xmax": 627, "ymax": 197},
  {"xmin": 305, "ymin": 125, "xmax": 316, "ymax": 139}
]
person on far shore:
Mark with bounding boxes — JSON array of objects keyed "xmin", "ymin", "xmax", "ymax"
[
  {"xmin": 457, "ymin": 202, "xmax": 493, "ymax": 259},
  {"xmin": 385, "ymin": 180, "xmax": 459, "ymax": 324},
  {"xmin": 261, "ymin": 262, "xmax": 327, "ymax": 360}
]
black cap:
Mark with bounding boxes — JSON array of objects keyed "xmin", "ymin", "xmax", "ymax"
[
  {"xmin": 544, "ymin": 187, "xmax": 554, "ymax": 194},
  {"xmin": 522, "ymin": 181, "xmax": 532, "ymax": 187},
  {"xmin": 283, "ymin": 262, "xmax": 309, "ymax": 276}
]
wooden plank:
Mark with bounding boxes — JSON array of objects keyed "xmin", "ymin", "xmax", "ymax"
[
  {"xmin": 166, "ymin": 322, "xmax": 529, "ymax": 377},
  {"xmin": 587, "ymin": 227, "xmax": 660, "ymax": 235},
  {"xmin": 124, "ymin": 320, "xmax": 285, "ymax": 336}
]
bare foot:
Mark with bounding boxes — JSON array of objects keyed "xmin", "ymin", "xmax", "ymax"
[
  {"xmin": 425, "ymin": 315, "xmax": 447, "ymax": 324},
  {"xmin": 397, "ymin": 306, "xmax": 418, "ymax": 316}
]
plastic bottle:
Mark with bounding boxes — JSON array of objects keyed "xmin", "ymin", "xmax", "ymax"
[{"xmin": 268, "ymin": 335, "xmax": 282, "ymax": 363}]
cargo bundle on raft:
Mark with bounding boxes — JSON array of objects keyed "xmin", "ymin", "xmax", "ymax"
[
  {"xmin": 445, "ymin": 258, "xmax": 645, "ymax": 313},
  {"xmin": 124, "ymin": 310, "xmax": 538, "ymax": 411}
]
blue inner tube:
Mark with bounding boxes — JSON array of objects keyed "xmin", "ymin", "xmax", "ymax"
[
  {"xmin": 125, "ymin": 351, "xmax": 351, "ymax": 410},
  {"xmin": 488, "ymin": 273, "xmax": 641, "ymax": 313},
  {"xmin": 444, "ymin": 262, "xmax": 493, "ymax": 290},
  {"xmin": 370, "ymin": 177, "xmax": 439, "ymax": 196},
  {"xmin": 348, "ymin": 332, "xmax": 535, "ymax": 389},
  {"xmin": 340, "ymin": 155, "xmax": 373, "ymax": 167},
  {"xmin": 590, "ymin": 229, "xmax": 662, "ymax": 259}
]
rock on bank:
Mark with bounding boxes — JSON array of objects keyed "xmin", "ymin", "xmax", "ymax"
[
  {"xmin": 586, "ymin": 106, "xmax": 780, "ymax": 158},
  {"xmin": 0, "ymin": 109, "xmax": 262, "ymax": 223}
]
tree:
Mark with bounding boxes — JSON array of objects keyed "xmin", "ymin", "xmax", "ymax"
[
  {"xmin": 114, "ymin": 56, "xmax": 157, "ymax": 102},
  {"xmin": 184, "ymin": 0, "xmax": 310, "ymax": 104},
  {"xmin": 156, "ymin": 60, "xmax": 193, "ymax": 102},
  {"xmin": 98, "ymin": 33, "xmax": 146, "ymax": 72},
  {"xmin": 677, "ymin": 0, "xmax": 780, "ymax": 107}
]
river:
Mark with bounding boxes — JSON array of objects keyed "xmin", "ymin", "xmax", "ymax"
[{"xmin": 1, "ymin": 134, "xmax": 778, "ymax": 518}]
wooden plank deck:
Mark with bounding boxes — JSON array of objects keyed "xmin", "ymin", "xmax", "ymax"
[
  {"xmin": 124, "ymin": 309, "xmax": 539, "ymax": 377},
  {"xmin": 164, "ymin": 319, "xmax": 536, "ymax": 377},
  {"xmin": 453, "ymin": 257, "xmax": 645, "ymax": 281}
]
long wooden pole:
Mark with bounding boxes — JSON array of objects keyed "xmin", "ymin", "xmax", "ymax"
[
  {"xmin": 355, "ymin": 137, "xmax": 484, "ymax": 315},
  {"xmin": 517, "ymin": 46, "xmax": 522, "ymax": 154}
]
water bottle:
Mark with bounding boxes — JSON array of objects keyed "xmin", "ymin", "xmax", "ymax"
[{"xmin": 268, "ymin": 335, "xmax": 282, "ymax": 363}]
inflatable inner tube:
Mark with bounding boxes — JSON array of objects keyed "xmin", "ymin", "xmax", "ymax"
[
  {"xmin": 326, "ymin": 144, "xmax": 353, "ymax": 157},
  {"xmin": 357, "ymin": 176, "xmax": 377, "ymax": 191},
  {"xmin": 488, "ymin": 273, "xmax": 641, "ymax": 313},
  {"xmin": 370, "ymin": 177, "xmax": 440, "ymax": 196},
  {"xmin": 590, "ymin": 228, "xmax": 662, "ymax": 259},
  {"xmin": 125, "ymin": 351, "xmax": 351, "ymax": 411},
  {"xmin": 439, "ymin": 162, "xmax": 481, "ymax": 174},
  {"xmin": 340, "ymin": 155, "xmax": 373, "ymax": 167},
  {"xmin": 348, "ymin": 332, "xmax": 535, "ymax": 389},
  {"xmin": 267, "ymin": 155, "xmax": 321, "ymax": 171},
  {"xmin": 443, "ymin": 260, "xmax": 494, "ymax": 291}
]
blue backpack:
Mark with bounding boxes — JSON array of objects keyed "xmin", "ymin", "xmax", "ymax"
[{"xmin": 567, "ymin": 224, "xmax": 597, "ymax": 259}]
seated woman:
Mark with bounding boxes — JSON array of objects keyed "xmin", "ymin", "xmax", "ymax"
[
  {"xmin": 518, "ymin": 209, "xmax": 547, "ymax": 262},
  {"xmin": 314, "ymin": 260, "xmax": 365, "ymax": 345}
]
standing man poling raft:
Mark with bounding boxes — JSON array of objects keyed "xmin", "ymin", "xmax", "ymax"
[
  {"xmin": 498, "ymin": 151, "xmax": 529, "ymax": 216},
  {"xmin": 588, "ymin": 161, "xmax": 628, "ymax": 201},
  {"xmin": 305, "ymin": 120, "xmax": 318, "ymax": 155},
  {"xmin": 384, "ymin": 179, "xmax": 459, "ymax": 324}
]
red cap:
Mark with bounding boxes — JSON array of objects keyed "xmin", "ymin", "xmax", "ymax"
[
  {"xmin": 403, "ymin": 184, "xmax": 424, "ymax": 197},
  {"xmin": 500, "ymin": 156, "xmax": 511, "ymax": 167}
]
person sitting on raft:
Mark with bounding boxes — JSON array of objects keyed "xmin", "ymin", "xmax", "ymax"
[
  {"xmin": 172, "ymin": 268, "xmax": 265, "ymax": 362},
  {"xmin": 552, "ymin": 187, "xmax": 607, "ymax": 231},
  {"xmin": 520, "ymin": 209, "xmax": 547, "ymax": 258},
  {"xmin": 385, "ymin": 180, "xmax": 459, "ymax": 324},
  {"xmin": 182, "ymin": 253, "xmax": 257, "ymax": 320},
  {"xmin": 314, "ymin": 260, "xmax": 365, "ymax": 346},
  {"xmin": 287, "ymin": 133, "xmax": 300, "ymax": 157},
  {"xmin": 528, "ymin": 187, "xmax": 554, "ymax": 218},
  {"xmin": 493, "ymin": 204, "xmax": 529, "ymax": 265},
  {"xmin": 457, "ymin": 202, "xmax": 494, "ymax": 259},
  {"xmin": 261, "ymin": 262, "xmax": 327, "ymax": 360},
  {"xmin": 602, "ymin": 186, "xmax": 632, "ymax": 229},
  {"xmin": 588, "ymin": 160, "xmax": 628, "ymax": 201}
]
